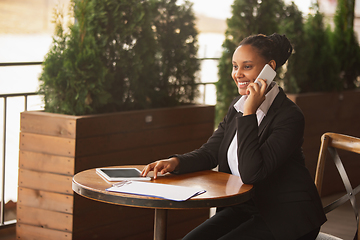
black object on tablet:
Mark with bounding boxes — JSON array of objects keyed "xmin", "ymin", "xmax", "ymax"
[{"xmin": 96, "ymin": 168, "xmax": 151, "ymax": 181}]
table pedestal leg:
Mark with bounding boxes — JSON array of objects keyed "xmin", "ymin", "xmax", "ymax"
[{"xmin": 154, "ymin": 208, "xmax": 168, "ymax": 240}]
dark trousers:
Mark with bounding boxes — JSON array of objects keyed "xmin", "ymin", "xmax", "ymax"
[{"xmin": 182, "ymin": 201, "xmax": 320, "ymax": 240}]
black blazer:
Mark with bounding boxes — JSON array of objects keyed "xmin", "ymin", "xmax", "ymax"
[{"xmin": 175, "ymin": 87, "xmax": 326, "ymax": 240}]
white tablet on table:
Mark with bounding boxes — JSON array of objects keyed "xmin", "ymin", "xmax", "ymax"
[{"xmin": 96, "ymin": 168, "xmax": 151, "ymax": 181}]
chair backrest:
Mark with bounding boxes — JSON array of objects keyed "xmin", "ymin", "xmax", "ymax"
[{"xmin": 315, "ymin": 132, "xmax": 360, "ymax": 240}]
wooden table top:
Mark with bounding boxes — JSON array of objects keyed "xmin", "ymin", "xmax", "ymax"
[{"xmin": 72, "ymin": 165, "xmax": 253, "ymax": 209}]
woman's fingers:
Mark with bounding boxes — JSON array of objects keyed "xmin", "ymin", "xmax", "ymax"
[
  {"xmin": 141, "ymin": 158, "xmax": 179, "ymax": 179},
  {"xmin": 141, "ymin": 162, "xmax": 155, "ymax": 177},
  {"xmin": 243, "ymin": 79, "xmax": 267, "ymax": 115},
  {"xmin": 141, "ymin": 160, "xmax": 169, "ymax": 179},
  {"xmin": 153, "ymin": 162, "xmax": 162, "ymax": 179},
  {"xmin": 154, "ymin": 161, "xmax": 174, "ymax": 179},
  {"xmin": 258, "ymin": 78, "xmax": 267, "ymax": 93}
]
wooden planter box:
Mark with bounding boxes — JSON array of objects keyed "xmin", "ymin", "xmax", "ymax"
[
  {"xmin": 16, "ymin": 105, "xmax": 215, "ymax": 240},
  {"xmin": 287, "ymin": 90, "xmax": 360, "ymax": 196}
]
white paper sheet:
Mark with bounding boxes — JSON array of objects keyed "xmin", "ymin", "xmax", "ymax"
[{"xmin": 106, "ymin": 181, "xmax": 206, "ymax": 201}]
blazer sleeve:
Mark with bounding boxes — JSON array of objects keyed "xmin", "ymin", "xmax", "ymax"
[
  {"xmin": 237, "ymin": 100, "xmax": 305, "ymax": 184},
  {"xmin": 174, "ymin": 100, "xmax": 239, "ymax": 174}
]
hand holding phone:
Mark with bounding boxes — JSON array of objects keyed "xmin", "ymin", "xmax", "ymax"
[{"xmin": 254, "ymin": 64, "xmax": 276, "ymax": 89}]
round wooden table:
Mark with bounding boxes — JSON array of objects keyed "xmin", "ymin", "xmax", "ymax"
[{"xmin": 72, "ymin": 165, "xmax": 253, "ymax": 240}]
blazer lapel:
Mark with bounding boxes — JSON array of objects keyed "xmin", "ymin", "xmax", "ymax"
[
  {"xmin": 258, "ymin": 88, "xmax": 286, "ymax": 137},
  {"xmin": 218, "ymin": 105, "xmax": 242, "ymax": 174},
  {"xmin": 224, "ymin": 107, "xmax": 241, "ymax": 150}
]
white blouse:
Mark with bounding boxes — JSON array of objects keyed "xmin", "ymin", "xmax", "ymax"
[{"xmin": 227, "ymin": 82, "xmax": 280, "ymax": 179}]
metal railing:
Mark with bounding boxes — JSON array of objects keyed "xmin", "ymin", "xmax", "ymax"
[
  {"xmin": 0, "ymin": 91, "xmax": 40, "ymax": 228},
  {"xmin": 0, "ymin": 62, "xmax": 43, "ymax": 67},
  {"xmin": 0, "ymin": 61, "xmax": 45, "ymax": 229},
  {"xmin": 0, "ymin": 59, "xmax": 218, "ymax": 229}
]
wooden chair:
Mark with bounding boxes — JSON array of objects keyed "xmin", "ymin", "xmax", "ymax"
[{"xmin": 315, "ymin": 132, "xmax": 360, "ymax": 240}]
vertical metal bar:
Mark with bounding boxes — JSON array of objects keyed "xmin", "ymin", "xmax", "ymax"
[
  {"xmin": 1, "ymin": 97, "xmax": 7, "ymax": 225},
  {"xmin": 203, "ymin": 83, "xmax": 206, "ymax": 104},
  {"xmin": 24, "ymin": 94, "xmax": 28, "ymax": 111}
]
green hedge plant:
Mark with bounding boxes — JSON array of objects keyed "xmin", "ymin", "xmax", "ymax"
[
  {"xmin": 215, "ymin": 0, "xmax": 360, "ymax": 125},
  {"xmin": 331, "ymin": 0, "xmax": 360, "ymax": 90},
  {"xmin": 39, "ymin": 0, "xmax": 199, "ymax": 115}
]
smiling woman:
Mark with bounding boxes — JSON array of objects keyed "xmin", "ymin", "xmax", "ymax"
[{"xmin": 142, "ymin": 33, "xmax": 327, "ymax": 240}]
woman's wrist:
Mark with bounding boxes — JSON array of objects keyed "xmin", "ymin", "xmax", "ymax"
[
  {"xmin": 242, "ymin": 110, "xmax": 255, "ymax": 116},
  {"xmin": 169, "ymin": 157, "xmax": 180, "ymax": 172},
  {"xmin": 243, "ymin": 107, "xmax": 257, "ymax": 116}
]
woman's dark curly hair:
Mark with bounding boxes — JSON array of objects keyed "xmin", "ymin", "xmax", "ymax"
[{"xmin": 239, "ymin": 33, "xmax": 293, "ymax": 70}]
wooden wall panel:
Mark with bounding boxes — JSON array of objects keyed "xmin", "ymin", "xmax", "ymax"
[
  {"xmin": 18, "ymin": 187, "xmax": 73, "ymax": 214},
  {"xmin": 73, "ymin": 194, "xmax": 150, "ymax": 216},
  {"xmin": 75, "ymin": 122, "xmax": 213, "ymax": 157},
  {"xmin": 20, "ymin": 111, "xmax": 77, "ymax": 138},
  {"xmin": 19, "ymin": 151, "xmax": 74, "ymax": 175},
  {"xmin": 18, "ymin": 169, "xmax": 72, "ymax": 194},
  {"xmin": 20, "ymin": 132, "xmax": 75, "ymax": 157},
  {"xmin": 119, "ymin": 230, "xmax": 154, "ymax": 240},
  {"xmin": 75, "ymin": 105, "xmax": 214, "ymax": 137},
  {"xmin": 17, "ymin": 205, "xmax": 72, "ymax": 232},
  {"xmin": 167, "ymin": 208, "xmax": 209, "ymax": 224},
  {"xmin": 73, "ymin": 195, "xmax": 153, "ymax": 233},
  {"xmin": 167, "ymin": 210, "xmax": 209, "ymax": 240},
  {"xmin": 288, "ymin": 90, "xmax": 360, "ymax": 196},
  {"xmin": 72, "ymin": 216, "xmax": 154, "ymax": 240},
  {"xmin": 17, "ymin": 105, "xmax": 215, "ymax": 239},
  {"xmin": 74, "ymin": 139, "xmax": 206, "ymax": 173},
  {"xmin": 17, "ymin": 223, "xmax": 72, "ymax": 240},
  {"xmin": 72, "ymin": 208, "xmax": 209, "ymax": 240},
  {"xmin": 74, "ymin": 211, "xmax": 154, "ymax": 239}
]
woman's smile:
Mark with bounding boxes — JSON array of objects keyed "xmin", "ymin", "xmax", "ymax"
[{"xmin": 237, "ymin": 81, "xmax": 250, "ymax": 88}]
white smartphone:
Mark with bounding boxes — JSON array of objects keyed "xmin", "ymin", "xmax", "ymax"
[{"xmin": 254, "ymin": 64, "xmax": 276, "ymax": 89}]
